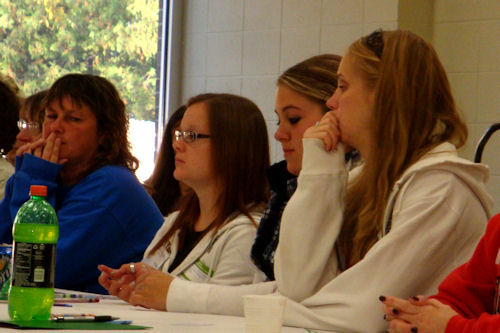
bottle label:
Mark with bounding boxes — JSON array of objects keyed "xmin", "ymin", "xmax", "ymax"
[{"xmin": 11, "ymin": 242, "xmax": 56, "ymax": 288}]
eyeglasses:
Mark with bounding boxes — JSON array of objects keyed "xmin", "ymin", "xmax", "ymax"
[
  {"xmin": 174, "ymin": 130, "xmax": 211, "ymax": 143},
  {"xmin": 17, "ymin": 119, "xmax": 39, "ymax": 132},
  {"xmin": 363, "ymin": 28, "xmax": 384, "ymax": 59}
]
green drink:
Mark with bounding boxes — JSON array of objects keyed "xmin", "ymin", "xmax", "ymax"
[{"xmin": 8, "ymin": 185, "xmax": 59, "ymax": 321}]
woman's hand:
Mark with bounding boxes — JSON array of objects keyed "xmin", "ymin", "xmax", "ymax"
[
  {"xmin": 16, "ymin": 133, "xmax": 67, "ymax": 164},
  {"xmin": 380, "ymin": 295, "xmax": 458, "ymax": 333},
  {"xmin": 98, "ymin": 262, "xmax": 145, "ymax": 301},
  {"xmin": 303, "ymin": 112, "xmax": 341, "ymax": 152},
  {"xmin": 98, "ymin": 263, "xmax": 173, "ymax": 311},
  {"xmin": 128, "ymin": 267, "xmax": 174, "ymax": 311}
]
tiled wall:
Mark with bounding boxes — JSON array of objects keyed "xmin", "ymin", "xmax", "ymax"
[
  {"xmin": 179, "ymin": 0, "xmax": 500, "ymax": 213},
  {"xmin": 180, "ymin": 0, "xmax": 398, "ymax": 163},
  {"xmin": 432, "ymin": 0, "xmax": 500, "ymax": 213}
]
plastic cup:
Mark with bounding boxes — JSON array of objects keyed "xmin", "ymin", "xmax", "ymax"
[{"xmin": 243, "ymin": 294, "xmax": 286, "ymax": 333}]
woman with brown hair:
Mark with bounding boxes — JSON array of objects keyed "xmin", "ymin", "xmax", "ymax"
[
  {"xmin": 0, "ymin": 73, "xmax": 163, "ymax": 293},
  {"xmin": 98, "ymin": 93, "xmax": 270, "ymax": 310},
  {"xmin": 272, "ymin": 29, "xmax": 492, "ymax": 332},
  {"xmin": 6, "ymin": 90, "xmax": 48, "ymax": 166}
]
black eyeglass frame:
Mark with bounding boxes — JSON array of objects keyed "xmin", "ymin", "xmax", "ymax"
[
  {"xmin": 174, "ymin": 130, "xmax": 211, "ymax": 143},
  {"xmin": 363, "ymin": 28, "xmax": 384, "ymax": 59}
]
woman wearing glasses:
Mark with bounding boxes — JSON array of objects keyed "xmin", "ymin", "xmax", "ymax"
[
  {"xmin": 7, "ymin": 90, "xmax": 48, "ymax": 166},
  {"xmin": 98, "ymin": 93, "xmax": 270, "ymax": 310},
  {"xmin": 0, "ymin": 74, "xmax": 163, "ymax": 293},
  {"xmin": 269, "ymin": 29, "xmax": 493, "ymax": 332}
]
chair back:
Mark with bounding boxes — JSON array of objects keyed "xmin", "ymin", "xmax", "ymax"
[{"xmin": 474, "ymin": 123, "xmax": 500, "ymax": 163}]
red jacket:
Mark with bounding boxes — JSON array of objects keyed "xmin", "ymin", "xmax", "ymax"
[{"xmin": 432, "ymin": 214, "xmax": 500, "ymax": 332}]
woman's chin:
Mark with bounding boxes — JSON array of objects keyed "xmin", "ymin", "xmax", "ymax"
[{"xmin": 286, "ymin": 163, "xmax": 300, "ymax": 176}]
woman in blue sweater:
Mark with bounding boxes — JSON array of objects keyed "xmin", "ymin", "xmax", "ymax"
[{"xmin": 0, "ymin": 74, "xmax": 163, "ymax": 293}]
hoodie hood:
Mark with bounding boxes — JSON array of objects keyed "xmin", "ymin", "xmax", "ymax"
[{"xmin": 383, "ymin": 142, "xmax": 493, "ymax": 234}]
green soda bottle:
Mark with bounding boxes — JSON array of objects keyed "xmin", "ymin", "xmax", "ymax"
[{"xmin": 8, "ymin": 185, "xmax": 59, "ymax": 321}]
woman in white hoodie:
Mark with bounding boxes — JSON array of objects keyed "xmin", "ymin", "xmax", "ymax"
[
  {"xmin": 98, "ymin": 93, "xmax": 270, "ymax": 309},
  {"xmin": 272, "ymin": 29, "xmax": 493, "ymax": 332},
  {"xmin": 99, "ymin": 55, "xmax": 344, "ymax": 313}
]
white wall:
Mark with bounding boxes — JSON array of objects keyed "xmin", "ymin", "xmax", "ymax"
[
  {"xmin": 180, "ymin": 0, "xmax": 398, "ymax": 162},
  {"xmin": 179, "ymin": 0, "xmax": 500, "ymax": 213},
  {"xmin": 433, "ymin": 0, "xmax": 500, "ymax": 213}
]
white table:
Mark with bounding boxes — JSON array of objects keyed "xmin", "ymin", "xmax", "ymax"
[{"xmin": 0, "ymin": 298, "xmax": 332, "ymax": 332}]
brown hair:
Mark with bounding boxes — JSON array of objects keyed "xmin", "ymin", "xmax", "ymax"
[
  {"xmin": 144, "ymin": 105, "xmax": 187, "ymax": 215},
  {"xmin": 44, "ymin": 74, "xmax": 138, "ymax": 179},
  {"xmin": 0, "ymin": 76, "xmax": 21, "ymax": 154},
  {"xmin": 22, "ymin": 90, "xmax": 48, "ymax": 133},
  {"xmin": 340, "ymin": 30, "xmax": 468, "ymax": 264},
  {"xmin": 149, "ymin": 93, "xmax": 270, "ymax": 254},
  {"xmin": 278, "ymin": 54, "xmax": 342, "ymax": 108}
]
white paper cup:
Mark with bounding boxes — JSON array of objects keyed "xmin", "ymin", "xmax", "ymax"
[{"xmin": 243, "ymin": 294, "xmax": 286, "ymax": 333}]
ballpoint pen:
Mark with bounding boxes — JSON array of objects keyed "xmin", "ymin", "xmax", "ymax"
[{"xmin": 53, "ymin": 315, "xmax": 117, "ymax": 322}]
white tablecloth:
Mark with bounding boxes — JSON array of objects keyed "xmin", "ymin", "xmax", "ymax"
[{"xmin": 0, "ymin": 297, "xmax": 332, "ymax": 332}]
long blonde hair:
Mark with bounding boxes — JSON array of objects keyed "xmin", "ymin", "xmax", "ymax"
[{"xmin": 340, "ymin": 30, "xmax": 468, "ymax": 264}]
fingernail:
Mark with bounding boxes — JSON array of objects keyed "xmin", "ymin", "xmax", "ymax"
[
  {"xmin": 392, "ymin": 308, "xmax": 399, "ymax": 315},
  {"xmin": 411, "ymin": 296, "xmax": 419, "ymax": 301},
  {"xmin": 378, "ymin": 295, "xmax": 386, "ymax": 302},
  {"xmin": 411, "ymin": 327, "xmax": 418, "ymax": 333}
]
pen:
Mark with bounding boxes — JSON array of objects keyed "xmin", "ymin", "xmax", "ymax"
[
  {"xmin": 54, "ymin": 297, "xmax": 100, "ymax": 303},
  {"xmin": 54, "ymin": 315, "xmax": 117, "ymax": 322},
  {"xmin": 55, "ymin": 293, "xmax": 101, "ymax": 299}
]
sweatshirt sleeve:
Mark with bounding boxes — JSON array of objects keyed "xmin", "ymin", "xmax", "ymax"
[
  {"xmin": 446, "ymin": 313, "xmax": 500, "ymax": 333},
  {"xmin": 274, "ymin": 139, "xmax": 347, "ymax": 302},
  {"xmin": 167, "ymin": 279, "xmax": 277, "ymax": 315},
  {"xmin": 274, "ymin": 141, "xmax": 489, "ymax": 332},
  {"xmin": 433, "ymin": 216, "xmax": 500, "ymax": 333},
  {"xmin": 54, "ymin": 168, "xmax": 163, "ymax": 293},
  {"xmin": 0, "ymin": 154, "xmax": 62, "ymax": 243}
]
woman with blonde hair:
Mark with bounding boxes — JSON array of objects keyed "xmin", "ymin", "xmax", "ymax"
[{"xmin": 272, "ymin": 29, "xmax": 492, "ymax": 332}]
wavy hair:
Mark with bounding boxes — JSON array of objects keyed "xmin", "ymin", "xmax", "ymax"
[
  {"xmin": 44, "ymin": 74, "xmax": 138, "ymax": 178},
  {"xmin": 340, "ymin": 30, "xmax": 468, "ymax": 264}
]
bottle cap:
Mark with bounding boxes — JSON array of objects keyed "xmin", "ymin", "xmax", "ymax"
[{"xmin": 30, "ymin": 185, "xmax": 47, "ymax": 197}]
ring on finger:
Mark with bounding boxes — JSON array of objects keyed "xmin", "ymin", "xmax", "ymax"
[{"xmin": 129, "ymin": 263, "xmax": 136, "ymax": 274}]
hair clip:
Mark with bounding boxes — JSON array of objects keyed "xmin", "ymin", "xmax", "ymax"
[{"xmin": 364, "ymin": 28, "xmax": 384, "ymax": 59}]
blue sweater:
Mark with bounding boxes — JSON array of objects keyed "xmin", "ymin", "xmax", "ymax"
[{"xmin": 0, "ymin": 154, "xmax": 163, "ymax": 293}]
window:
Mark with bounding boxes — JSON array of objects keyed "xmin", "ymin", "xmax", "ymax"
[{"xmin": 0, "ymin": 0, "xmax": 168, "ymax": 181}]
